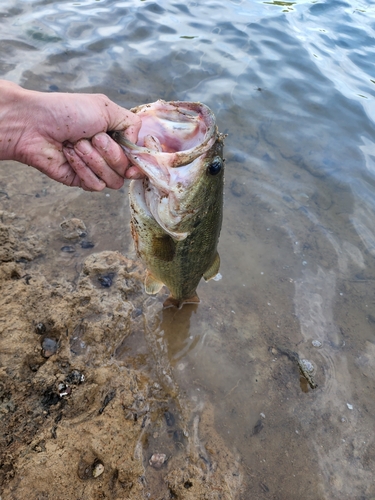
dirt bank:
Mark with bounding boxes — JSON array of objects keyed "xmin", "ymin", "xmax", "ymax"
[{"xmin": 0, "ymin": 210, "xmax": 242, "ymax": 499}]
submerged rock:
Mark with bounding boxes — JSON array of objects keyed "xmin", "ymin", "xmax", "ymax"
[
  {"xmin": 149, "ymin": 453, "xmax": 167, "ymax": 469},
  {"xmin": 60, "ymin": 218, "xmax": 87, "ymax": 240}
]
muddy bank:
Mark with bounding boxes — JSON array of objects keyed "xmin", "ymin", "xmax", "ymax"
[{"xmin": 0, "ymin": 210, "xmax": 242, "ymax": 499}]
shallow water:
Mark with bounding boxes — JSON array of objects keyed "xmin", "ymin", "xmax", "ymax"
[{"xmin": 1, "ymin": 0, "xmax": 375, "ymax": 498}]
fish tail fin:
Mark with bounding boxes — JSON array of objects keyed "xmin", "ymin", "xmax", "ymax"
[{"xmin": 163, "ymin": 294, "xmax": 200, "ymax": 309}]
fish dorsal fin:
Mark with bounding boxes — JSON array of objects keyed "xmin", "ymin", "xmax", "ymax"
[
  {"xmin": 203, "ymin": 252, "xmax": 220, "ymax": 281},
  {"xmin": 144, "ymin": 272, "xmax": 164, "ymax": 295}
]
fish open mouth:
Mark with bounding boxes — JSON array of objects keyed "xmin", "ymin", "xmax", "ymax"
[
  {"xmin": 133, "ymin": 101, "xmax": 213, "ymax": 154},
  {"xmin": 112, "ymin": 100, "xmax": 217, "ymax": 174},
  {"xmin": 113, "ymin": 100, "xmax": 218, "ymax": 240}
]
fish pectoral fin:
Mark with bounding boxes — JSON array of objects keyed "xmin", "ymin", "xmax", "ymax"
[
  {"xmin": 203, "ymin": 252, "xmax": 220, "ymax": 281},
  {"xmin": 151, "ymin": 234, "xmax": 176, "ymax": 262},
  {"xmin": 144, "ymin": 272, "xmax": 164, "ymax": 295},
  {"xmin": 163, "ymin": 294, "xmax": 200, "ymax": 309}
]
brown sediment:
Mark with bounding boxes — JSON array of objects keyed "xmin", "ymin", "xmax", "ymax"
[{"xmin": 0, "ymin": 211, "xmax": 242, "ymax": 499}]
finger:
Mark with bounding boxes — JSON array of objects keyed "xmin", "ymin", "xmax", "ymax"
[
  {"xmin": 125, "ymin": 166, "xmax": 144, "ymax": 179},
  {"xmin": 91, "ymin": 132, "xmax": 130, "ymax": 177},
  {"xmin": 74, "ymin": 139, "xmax": 125, "ymax": 190},
  {"xmin": 103, "ymin": 98, "xmax": 142, "ymax": 143},
  {"xmin": 63, "ymin": 145, "xmax": 106, "ymax": 191}
]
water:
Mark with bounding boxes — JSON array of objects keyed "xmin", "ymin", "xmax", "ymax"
[{"xmin": 1, "ymin": 0, "xmax": 375, "ymax": 498}]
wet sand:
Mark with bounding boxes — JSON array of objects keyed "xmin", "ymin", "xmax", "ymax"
[{"xmin": 0, "ymin": 161, "xmax": 242, "ymax": 499}]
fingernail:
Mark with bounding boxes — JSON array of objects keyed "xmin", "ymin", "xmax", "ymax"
[
  {"xmin": 93, "ymin": 133, "xmax": 109, "ymax": 150},
  {"xmin": 63, "ymin": 145, "xmax": 74, "ymax": 156},
  {"xmin": 75, "ymin": 140, "xmax": 91, "ymax": 155}
]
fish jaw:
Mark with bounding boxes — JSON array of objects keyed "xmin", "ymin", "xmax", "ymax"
[{"xmin": 113, "ymin": 101, "xmax": 218, "ymax": 239}]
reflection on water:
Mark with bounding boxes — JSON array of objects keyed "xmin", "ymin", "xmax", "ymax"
[{"xmin": 1, "ymin": 0, "xmax": 375, "ymax": 497}]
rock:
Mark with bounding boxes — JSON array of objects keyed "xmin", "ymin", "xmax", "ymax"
[
  {"xmin": 35, "ymin": 323, "xmax": 46, "ymax": 335},
  {"xmin": 80, "ymin": 241, "xmax": 95, "ymax": 249},
  {"xmin": 60, "ymin": 219, "xmax": 87, "ymax": 240},
  {"xmin": 149, "ymin": 453, "xmax": 167, "ymax": 469},
  {"xmin": 92, "ymin": 462, "xmax": 104, "ymax": 478},
  {"xmin": 164, "ymin": 410, "xmax": 175, "ymax": 427},
  {"xmin": 41, "ymin": 337, "xmax": 58, "ymax": 358},
  {"xmin": 60, "ymin": 246, "xmax": 75, "ymax": 253}
]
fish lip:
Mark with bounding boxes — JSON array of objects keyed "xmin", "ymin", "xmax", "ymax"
[{"xmin": 112, "ymin": 100, "xmax": 217, "ymax": 171}]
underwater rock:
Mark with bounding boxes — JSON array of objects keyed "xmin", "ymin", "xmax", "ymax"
[
  {"xmin": 60, "ymin": 245, "xmax": 75, "ymax": 253},
  {"xmin": 80, "ymin": 241, "xmax": 95, "ymax": 249},
  {"xmin": 60, "ymin": 218, "xmax": 87, "ymax": 240},
  {"xmin": 149, "ymin": 453, "xmax": 167, "ymax": 469}
]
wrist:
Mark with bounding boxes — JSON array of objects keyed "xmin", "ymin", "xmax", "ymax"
[{"xmin": 0, "ymin": 80, "xmax": 32, "ymax": 162}]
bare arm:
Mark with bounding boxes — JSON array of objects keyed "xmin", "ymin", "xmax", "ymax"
[{"xmin": 0, "ymin": 80, "xmax": 142, "ymax": 191}]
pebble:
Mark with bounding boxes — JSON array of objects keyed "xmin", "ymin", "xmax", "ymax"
[
  {"xmin": 312, "ymin": 340, "xmax": 322, "ymax": 348},
  {"xmin": 149, "ymin": 453, "xmax": 167, "ymax": 469},
  {"xmin": 347, "ymin": 403, "xmax": 353, "ymax": 410},
  {"xmin": 35, "ymin": 322, "xmax": 46, "ymax": 335},
  {"xmin": 80, "ymin": 241, "xmax": 95, "ymax": 249},
  {"xmin": 41, "ymin": 337, "xmax": 58, "ymax": 358},
  {"xmin": 164, "ymin": 411, "xmax": 175, "ymax": 427},
  {"xmin": 60, "ymin": 218, "xmax": 87, "ymax": 239},
  {"xmin": 57, "ymin": 383, "xmax": 71, "ymax": 398},
  {"xmin": 97, "ymin": 274, "xmax": 114, "ymax": 288},
  {"xmin": 65, "ymin": 370, "xmax": 85, "ymax": 385},
  {"xmin": 60, "ymin": 245, "xmax": 75, "ymax": 253},
  {"xmin": 92, "ymin": 462, "xmax": 104, "ymax": 478},
  {"xmin": 173, "ymin": 428, "xmax": 184, "ymax": 443},
  {"xmin": 300, "ymin": 359, "xmax": 314, "ymax": 373}
]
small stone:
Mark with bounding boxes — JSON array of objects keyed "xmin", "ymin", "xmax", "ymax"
[
  {"xmin": 92, "ymin": 462, "xmax": 104, "ymax": 478},
  {"xmin": 347, "ymin": 403, "xmax": 353, "ymax": 410},
  {"xmin": 97, "ymin": 274, "xmax": 114, "ymax": 288},
  {"xmin": 60, "ymin": 218, "xmax": 87, "ymax": 239},
  {"xmin": 300, "ymin": 359, "xmax": 314, "ymax": 373},
  {"xmin": 60, "ymin": 245, "xmax": 75, "ymax": 253},
  {"xmin": 80, "ymin": 241, "xmax": 95, "ymax": 249},
  {"xmin": 173, "ymin": 428, "xmax": 185, "ymax": 443},
  {"xmin": 312, "ymin": 340, "xmax": 322, "ymax": 348},
  {"xmin": 65, "ymin": 370, "xmax": 85, "ymax": 385},
  {"xmin": 57, "ymin": 383, "xmax": 71, "ymax": 398},
  {"xmin": 164, "ymin": 411, "xmax": 175, "ymax": 427},
  {"xmin": 41, "ymin": 338, "xmax": 58, "ymax": 358},
  {"xmin": 35, "ymin": 323, "xmax": 46, "ymax": 335},
  {"xmin": 149, "ymin": 453, "xmax": 167, "ymax": 469}
]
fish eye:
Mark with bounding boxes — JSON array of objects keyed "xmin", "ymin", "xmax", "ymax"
[{"xmin": 207, "ymin": 157, "xmax": 223, "ymax": 176}]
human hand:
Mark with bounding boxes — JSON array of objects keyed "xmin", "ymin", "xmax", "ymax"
[{"xmin": 0, "ymin": 81, "xmax": 143, "ymax": 191}]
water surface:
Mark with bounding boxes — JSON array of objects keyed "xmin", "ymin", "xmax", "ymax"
[{"xmin": 1, "ymin": 0, "xmax": 375, "ymax": 498}]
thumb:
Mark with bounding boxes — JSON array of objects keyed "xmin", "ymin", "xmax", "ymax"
[{"xmin": 105, "ymin": 100, "xmax": 141, "ymax": 144}]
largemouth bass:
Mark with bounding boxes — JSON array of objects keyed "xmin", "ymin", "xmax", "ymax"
[{"xmin": 113, "ymin": 100, "xmax": 224, "ymax": 309}]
